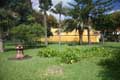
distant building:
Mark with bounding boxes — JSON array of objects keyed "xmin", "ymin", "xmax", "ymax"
[{"xmin": 41, "ymin": 28, "xmax": 101, "ymax": 43}]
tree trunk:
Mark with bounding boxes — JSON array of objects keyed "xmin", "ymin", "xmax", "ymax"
[
  {"xmin": 0, "ymin": 34, "xmax": 4, "ymax": 52},
  {"xmin": 115, "ymin": 31, "xmax": 118, "ymax": 42},
  {"xmin": 0, "ymin": 39, "xmax": 4, "ymax": 53},
  {"xmin": 44, "ymin": 10, "xmax": 48, "ymax": 46},
  {"xmin": 87, "ymin": 17, "xmax": 92, "ymax": 45},
  {"xmin": 58, "ymin": 14, "xmax": 61, "ymax": 46},
  {"xmin": 78, "ymin": 29, "xmax": 83, "ymax": 45},
  {"xmin": 101, "ymin": 30, "xmax": 105, "ymax": 44},
  {"xmin": 87, "ymin": 27, "xmax": 91, "ymax": 45}
]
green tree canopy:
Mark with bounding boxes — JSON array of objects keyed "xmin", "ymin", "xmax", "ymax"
[
  {"xmin": 0, "ymin": 0, "xmax": 33, "ymax": 52},
  {"xmin": 39, "ymin": 0, "xmax": 52, "ymax": 11},
  {"xmin": 11, "ymin": 23, "xmax": 44, "ymax": 44},
  {"xmin": 64, "ymin": 0, "xmax": 114, "ymax": 44}
]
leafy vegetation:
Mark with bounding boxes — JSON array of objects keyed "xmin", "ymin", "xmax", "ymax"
[
  {"xmin": 65, "ymin": 0, "xmax": 114, "ymax": 45},
  {"xmin": 37, "ymin": 44, "xmax": 115, "ymax": 64},
  {"xmin": 0, "ymin": 0, "xmax": 32, "ymax": 52},
  {"xmin": 10, "ymin": 23, "xmax": 44, "ymax": 45},
  {"xmin": 60, "ymin": 48, "xmax": 80, "ymax": 64},
  {"xmin": 38, "ymin": 47, "xmax": 58, "ymax": 57}
]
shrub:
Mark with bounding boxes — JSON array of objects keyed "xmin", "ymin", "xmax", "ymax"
[
  {"xmin": 77, "ymin": 46, "xmax": 113, "ymax": 58},
  {"xmin": 60, "ymin": 48, "xmax": 80, "ymax": 64},
  {"xmin": 37, "ymin": 47, "xmax": 58, "ymax": 57},
  {"xmin": 37, "ymin": 45, "xmax": 114, "ymax": 64},
  {"xmin": 10, "ymin": 23, "xmax": 44, "ymax": 45}
]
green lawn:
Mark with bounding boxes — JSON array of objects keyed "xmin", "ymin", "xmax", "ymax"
[{"xmin": 0, "ymin": 42, "xmax": 120, "ymax": 80}]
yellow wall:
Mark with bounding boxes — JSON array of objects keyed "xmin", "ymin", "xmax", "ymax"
[{"xmin": 41, "ymin": 28, "xmax": 100, "ymax": 43}]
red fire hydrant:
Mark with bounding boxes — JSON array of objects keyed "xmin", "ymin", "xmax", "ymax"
[{"xmin": 16, "ymin": 44, "xmax": 24, "ymax": 59}]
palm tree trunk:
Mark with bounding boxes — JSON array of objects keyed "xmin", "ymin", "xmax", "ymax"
[
  {"xmin": 0, "ymin": 39, "xmax": 4, "ymax": 53},
  {"xmin": 44, "ymin": 10, "xmax": 48, "ymax": 46},
  {"xmin": 0, "ymin": 32, "xmax": 4, "ymax": 52},
  {"xmin": 87, "ymin": 17, "xmax": 92, "ymax": 45},
  {"xmin": 58, "ymin": 14, "xmax": 61, "ymax": 46},
  {"xmin": 101, "ymin": 30, "xmax": 105, "ymax": 44},
  {"xmin": 78, "ymin": 29, "xmax": 83, "ymax": 45},
  {"xmin": 87, "ymin": 27, "xmax": 91, "ymax": 45}
]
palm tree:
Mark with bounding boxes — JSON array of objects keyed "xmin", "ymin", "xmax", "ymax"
[
  {"xmin": 67, "ymin": 0, "xmax": 114, "ymax": 45},
  {"xmin": 64, "ymin": 18, "xmax": 84, "ymax": 45},
  {"xmin": 51, "ymin": 1, "xmax": 67, "ymax": 46},
  {"xmin": 66, "ymin": 1, "xmax": 85, "ymax": 45},
  {"xmin": 39, "ymin": 0, "xmax": 52, "ymax": 46}
]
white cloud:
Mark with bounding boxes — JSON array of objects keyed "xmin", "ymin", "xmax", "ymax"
[
  {"xmin": 31, "ymin": 0, "xmax": 39, "ymax": 11},
  {"xmin": 31, "ymin": 0, "xmax": 71, "ymax": 20},
  {"xmin": 52, "ymin": 0, "xmax": 71, "ymax": 6},
  {"xmin": 31, "ymin": 0, "xmax": 71, "ymax": 10},
  {"xmin": 106, "ymin": 9, "xmax": 120, "ymax": 14}
]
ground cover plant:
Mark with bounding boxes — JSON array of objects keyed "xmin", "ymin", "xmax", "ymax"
[
  {"xmin": 37, "ymin": 45, "xmax": 113, "ymax": 64},
  {"xmin": 0, "ymin": 42, "xmax": 120, "ymax": 80}
]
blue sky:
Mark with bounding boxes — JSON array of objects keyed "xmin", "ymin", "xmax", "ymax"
[
  {"xmin": 31, "ymin": 0, "xmax": 71, "ymax": 20},
  {"xmin": 31, "ymin": 0, "xmax": 120, "ymax": 11},
  {"xmin": 114, "ymin": 1, "xmax": 120, "ymax": 10},
  {"xmin": 31, "ymin": 0, "xmax": 71, "ymax": 11},
  {"xmin": 31, "ymin": 0, "xmax": 120, "ymax": 19}
]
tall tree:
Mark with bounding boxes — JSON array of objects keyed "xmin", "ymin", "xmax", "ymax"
[
  {"xmin": 51, "ymin": 1, "xmax": 67, "ymax": 45},
  {"xmin": 111, "ymin": 11, "xmax": 120, "ymax": 41},
  {"xmin": 0, "ymin": 0, "xmax": 11, "ymax": 52},
  {"xmin": 93, "ymin": 14, "xmax": 112, "ymax": 43},
  {"xmin": 67, "ymin": 0, "xmax": 114, "ymax": 45},
  {"xmin": 94, "ymin": 11, "xmax": 120, "ymax": 42},
  {"xmin": 39, "ymin": 0, "xmax": 52, "ymax": 46},
  {"xmin": 111, "ymin": 11, "xmax": 120, "ymax": 29},
  {"xmin": 0, "ymin": 0, "xmax": 32, "ymax": 52}
]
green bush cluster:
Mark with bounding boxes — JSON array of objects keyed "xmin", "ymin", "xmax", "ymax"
[
  {"xmin": 38, "ymin": 47, "xmax": 80, "ymax": 64},
  {"xmin": 80, "ymin": 47, "xmax": 113, "ymax": 58},
  {"xmin": 37, "ymin": 47, "xmax": 58, "ymax": 57},
  {"xmin": 37, "ymin": 46, "xmax": 114, "ymax": 64},
  {"xmin": 61, "ymin": 48, "xmax": 80, "ymax": 64},
  {"xmin": 10, "ymin": 23, "xmax": 44, "ymax": 45}
]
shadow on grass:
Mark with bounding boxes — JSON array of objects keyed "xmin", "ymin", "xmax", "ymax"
[
  {"xmin": 8, "ymin": 55, "xmax": 32, "ymax": 61},
  {"xmin": 5, "ymin": 48, "xmax": 16, "ymax": 52},
  {"xmin": 98, "ymin": 49, "xmax": 120, "ymax": 80},
  {"xmin": 5, "ymin": 45, "xmax": 46, "ymax": 52}
]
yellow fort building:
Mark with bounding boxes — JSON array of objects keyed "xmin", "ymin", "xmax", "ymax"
[{"xmin": 41, "ymin": 28, "xmax": 100, "ymax": 43}]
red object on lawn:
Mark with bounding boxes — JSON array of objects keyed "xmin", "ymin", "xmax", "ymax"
[{"xmin": 16, "ymin": 44, "xmax": 24, "ymax": 59}]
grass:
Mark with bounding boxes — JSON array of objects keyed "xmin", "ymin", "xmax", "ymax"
[{"xmin": 0, "ymin": 42, "xmax": 120, "ymax": 80}]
